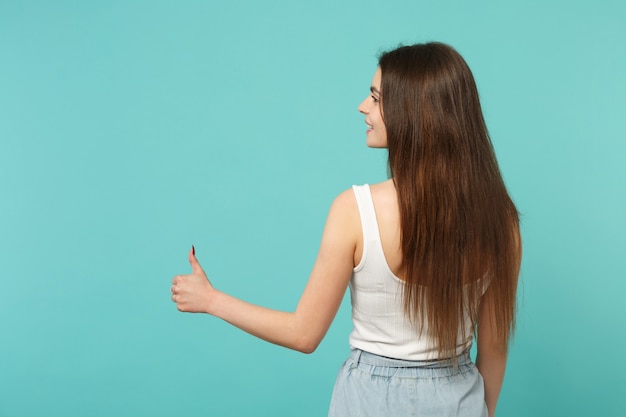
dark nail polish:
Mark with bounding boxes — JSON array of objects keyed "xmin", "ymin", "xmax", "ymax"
[{"xmin": 192, "ymin": 245, "xmax": 195, "ymax": 255}]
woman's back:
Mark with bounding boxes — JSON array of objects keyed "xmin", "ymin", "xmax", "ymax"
[{"xmin": 349, "ymin": 181, "xmax": 477, "ymax": 361}]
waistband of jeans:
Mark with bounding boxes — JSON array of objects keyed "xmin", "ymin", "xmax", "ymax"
[{"xmin": 349, "ymin": 348, "xmax": 472, "ymax": 369}]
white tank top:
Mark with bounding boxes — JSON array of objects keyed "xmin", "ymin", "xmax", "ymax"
[{"xmin": 348, "ymin": 184, "xmax": 474, "ymax": 360}]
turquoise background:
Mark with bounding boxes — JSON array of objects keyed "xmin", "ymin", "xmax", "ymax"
[{"xmin": 1, "ymin": 1, "xmax": 624, "ymax": 416}]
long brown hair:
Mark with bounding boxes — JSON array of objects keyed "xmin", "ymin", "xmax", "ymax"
[{"xmin": 379, "ymin": 43, "xmax": 520, "ymax": 357}]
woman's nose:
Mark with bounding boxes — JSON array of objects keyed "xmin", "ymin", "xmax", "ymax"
[{"xmin": 358, "ymin": 98, "xmax": 368, "ymax": 114}]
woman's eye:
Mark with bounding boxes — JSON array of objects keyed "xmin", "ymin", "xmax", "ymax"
[{"xmin": 371, "ymin": 95, "xmax": 379, "ymax": 103}]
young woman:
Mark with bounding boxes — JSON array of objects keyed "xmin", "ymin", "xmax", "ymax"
[{"xmin": 170, "ymin": 42, "xmax": 521, "ymax": 417}]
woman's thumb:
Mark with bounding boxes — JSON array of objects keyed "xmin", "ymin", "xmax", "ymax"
[{"xmin": 188, "ymin": 245, "xmax": 204, "ymax": 274}]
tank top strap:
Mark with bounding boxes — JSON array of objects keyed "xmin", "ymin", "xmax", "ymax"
[{"xmin": 352, "ymin": 184, "xmax": 382, "ymax": 245}]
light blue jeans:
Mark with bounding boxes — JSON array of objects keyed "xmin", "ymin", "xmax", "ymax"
[{"xmin": 328, "ymin": 349, "xmax": 488, "ymax": 417}]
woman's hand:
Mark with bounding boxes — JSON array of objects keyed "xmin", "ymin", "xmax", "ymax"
[{"xmin": 171, "ymin": 247, "xmax": 215, "ymax": 313}]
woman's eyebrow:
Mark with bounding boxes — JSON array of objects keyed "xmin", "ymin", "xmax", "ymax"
[{"xmin": 370, "ymin": 86, "xmax": 381, "ymax": 95}]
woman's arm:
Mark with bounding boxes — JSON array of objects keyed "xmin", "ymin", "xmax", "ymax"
[
  {"xmin": 476, "ymin": 226, "xmax": 521, "ymax": 417},
  {"xmin": 170, "ymin": 189, "xmax": 359, "ymax": 353},
  {"xmin": 476, "ymin": 305, "xmax": 508, "ymax": 417}
]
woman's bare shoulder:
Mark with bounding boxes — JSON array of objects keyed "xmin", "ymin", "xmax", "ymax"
[
  {"xmin": 325, "ymin": 188, "xmax": 360, "ymax": 225},
  {"xmin": 332, "ymin": 187, "xmax": 358, "ymax": 206}
]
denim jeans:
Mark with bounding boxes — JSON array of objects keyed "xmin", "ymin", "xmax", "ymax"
[{"xmin": 328, "ymin": 349, "xmax": 488, "ymax": 417}]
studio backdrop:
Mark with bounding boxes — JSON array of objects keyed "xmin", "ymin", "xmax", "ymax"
[{"xmin": 1, "ymin": 1, "xmax": 624, "ymax": 416}]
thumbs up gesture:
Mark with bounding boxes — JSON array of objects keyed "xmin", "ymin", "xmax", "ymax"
[{"xmin": 171, "ymin": 246, "xmax": 214, "ymax": 313}]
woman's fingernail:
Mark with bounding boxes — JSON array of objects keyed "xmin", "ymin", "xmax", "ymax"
[{"xmin": 192, "ymin": 245, "xmax": 195, "ymax": 255}]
